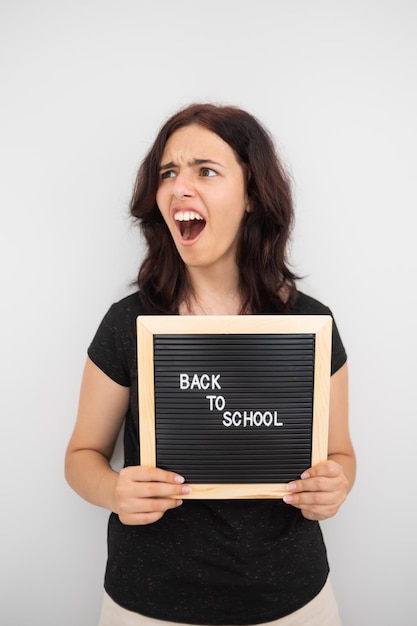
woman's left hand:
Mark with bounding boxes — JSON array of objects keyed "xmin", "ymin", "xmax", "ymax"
[{"xmin": 283, "ymin": 460, "xmax": 350, "ymax": 521}]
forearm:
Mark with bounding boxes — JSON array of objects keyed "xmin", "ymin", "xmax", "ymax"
[
  {"xmin": 327, "ymin": 363, "xmax": 356, "ymax": 495},
  {"xmin": 65, "ymin": 449, "xmax": 119, "ymax": 514}
]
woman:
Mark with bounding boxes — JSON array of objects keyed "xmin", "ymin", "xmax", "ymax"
[{"xmin": 65, "ymin": 103, "xmax": 356, "ymax": 625}]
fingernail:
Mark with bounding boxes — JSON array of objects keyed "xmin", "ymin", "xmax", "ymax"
[
  {"xmin": 181, "ymin": 486, "xmax": 191, "ymax": 494},
  {"xmin": 287, "ymin": 482, "xmax": 297, "ymax": 491},
  {"xmin": 301, "ymin": 471, "xmax": 310, "ymax": 480},
  {"xmin": 176, "ymin": 499, "xmax": 183, "ymax": 506},
  {"xmin": 283, "ymin": 495, "xmax": 293, "ymax": 503},
  {"xmin": 174, "ymin": 475, "xmax": 185, "ymax": 483}
]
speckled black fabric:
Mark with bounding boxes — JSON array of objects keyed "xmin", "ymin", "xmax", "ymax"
[{"xmin": 88, "ymin": 291, "xmax": 347, "ymax": 624}]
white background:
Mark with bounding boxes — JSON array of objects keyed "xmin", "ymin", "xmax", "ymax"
[{"xmin": 1, "ymin": 1, "xmax": 416, "ymax": 624}]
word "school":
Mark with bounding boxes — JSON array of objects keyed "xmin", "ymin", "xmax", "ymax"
[{"xmin": 222, "ymin": 410, "xmax": 283, "ymax": 428}]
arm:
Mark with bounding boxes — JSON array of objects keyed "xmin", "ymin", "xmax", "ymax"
[
  {"xmin": 65, "ymin": 358, "xmax": 190, "ymax": 525},
  {"xmin": 283, "ymin": 362, "xmax": 356, "ymax": 520}
]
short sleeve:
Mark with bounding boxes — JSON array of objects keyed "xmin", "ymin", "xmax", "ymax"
[
  {"xmin": 291, "ymin": 292, "xmax": 347, "ymax": 375},
  {"xmin": 329, "ymin": 315, "xmax": 347, "ymax": 375},
  {"xmin": 88, "ymin": 303, "xmax": 131, "ymax": 387}
]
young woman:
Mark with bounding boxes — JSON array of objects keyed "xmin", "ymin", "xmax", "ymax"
[{"xmin": 65, "ymin": 103, "xmax": 356, "ymax": 626}]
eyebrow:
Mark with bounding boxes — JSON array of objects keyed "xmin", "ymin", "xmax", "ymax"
[{"xmin": 159, "ymin": 158, "xmax": 223, "ymax": 171}]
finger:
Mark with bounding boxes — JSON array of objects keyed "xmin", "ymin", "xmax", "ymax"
[
  {"xmin": 120, "ymin": 499, "xmax": 183, "ymax": 526},
  {"xmin": 116, "ymin": 480, "xmax": 191, "ymax": 503},
  {"xmin": 118, "ymin": 493, "xmax": 184, "ymax": 521},
  {"xmin": 302, "ymin": 460, "xmax": 341, "ymax": 479},
  {"xmin": 134, "ymin": 482, "xmax": 192, "ymax": 498},
  {"xmin": 284, "ymin": 490, "xmax": 336, "ymax": 507},
  {"xmin": 124, "ymin": 465, "xmax": 186, "ymax": 485},
  {"xmin": 127, "ymin": 495, "xmax": 185, "ymax": 513},
  {"xmin": 285, "ymin": 461, "xmax": 341, "ymax": 494}
]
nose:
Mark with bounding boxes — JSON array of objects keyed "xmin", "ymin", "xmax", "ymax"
[{"xmin": 172, "ymin": 170, "xmax": 195, "ymax": 199}]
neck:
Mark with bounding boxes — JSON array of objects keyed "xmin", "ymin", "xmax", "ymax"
[{"xmin": 181, "ymin": 265, "xmax": 244, "ymax": 316}]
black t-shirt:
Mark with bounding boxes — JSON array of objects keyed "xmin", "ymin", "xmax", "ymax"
[{"xmin": 88, "ymin": 290, "xmax": 347, "ymax": 624}]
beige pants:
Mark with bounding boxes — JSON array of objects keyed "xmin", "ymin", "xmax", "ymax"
[{"xmin": 98, "ymin": 578, "xmax": 342, "ymax": 626}]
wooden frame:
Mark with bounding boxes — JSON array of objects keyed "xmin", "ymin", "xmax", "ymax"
[{"xmin": 137, "ymin": 315, "xmax": 332, "ymax": 499}]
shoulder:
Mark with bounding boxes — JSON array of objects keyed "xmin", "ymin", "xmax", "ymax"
[
  {"xmin": 88, "ymin": 291, "xmax": 146, "ymax": 386},
  {"xmin": 88, "ymin": 290, "xmax": 148, "ymax": 353},
  {"xmin": 107, "ymin": 291, "xmax": 146, "ymax": 316},
  {"xmin": 291, "ymin": 291, "xmax": 333, "ymax": 315},
  {"xmin": 100, "ymin": 291, "xmax": 150, "ymax": 327},
  {"xmin": 291, "ymin": 290, "xmax": 347, "ymax": 374}
]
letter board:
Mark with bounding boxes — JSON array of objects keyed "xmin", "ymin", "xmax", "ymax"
[{"xmin": 137, "ymin": 315, "xmax": 332, "ymax": 499}]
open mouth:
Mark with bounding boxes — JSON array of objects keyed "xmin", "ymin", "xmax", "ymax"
[{"xmin": 174, "ymin": 210, "xmax": 206, "ymax": 241}]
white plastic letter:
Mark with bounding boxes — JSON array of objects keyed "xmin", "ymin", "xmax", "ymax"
[
  {"xmin": 180, "ymin": 374, "xmax": 190, "ymax": 389},
  {"xmin": 222, "ymin": 411, "xmax": 232, "ymax": 427},
  {"xmin": 206, "ymin": 395, "xmax": 216, "ymax": 411},
  {"xmin": 200, "ymin": 374, "xmax": 210, "ymax": 390},
  {"xmin": 214, "ymin": 395, "xmax": 226, "ymax": 411},
  {"xmin": 212, "ymin": 374, "xmax": 221, "ymax": 390}
]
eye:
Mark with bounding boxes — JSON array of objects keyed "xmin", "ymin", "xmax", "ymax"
[
  {"xmin": 200, "ymin": 167, "xmax": 217, "ymax": 177},
  {"xmin": 160, "ymin": 170, "xmax": 176, "ymax": 180}
]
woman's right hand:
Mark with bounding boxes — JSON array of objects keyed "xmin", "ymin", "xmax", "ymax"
[
  {"xmin": 65, "ymin": 359, "xmax": 192, "ymax": 525},
  {"xmin": 114, "ymin": 466, "xmax": 191, "ymax": 525}
]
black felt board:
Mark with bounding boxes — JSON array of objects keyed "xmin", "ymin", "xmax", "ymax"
[{"xmin": 154, "ymin": 333, "xmax": 315, "ymax": 483}]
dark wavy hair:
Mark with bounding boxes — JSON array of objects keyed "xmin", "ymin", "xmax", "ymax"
[{"xmin": 130, "ymin": 103, "xmax": 298, "ymax": 314}]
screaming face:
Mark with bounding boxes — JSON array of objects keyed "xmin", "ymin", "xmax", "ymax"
[{"xmin": 156, "ymin": 124, "xmax": 249, "ymax": 273}]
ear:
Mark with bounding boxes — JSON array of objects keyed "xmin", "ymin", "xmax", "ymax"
[{"xmin": 245, "ymin": 198, "xmax": 253, "ymax": 213}]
